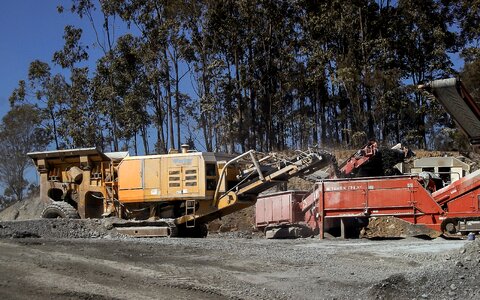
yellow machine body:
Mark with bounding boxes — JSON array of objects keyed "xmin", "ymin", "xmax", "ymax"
[
  {"xmin": 117, "ymin": 152, "xmax": 237, "ymax": 203},
  {"xmin": 28, "ymin": 146, "xmax": 333, "ymax": 236}
]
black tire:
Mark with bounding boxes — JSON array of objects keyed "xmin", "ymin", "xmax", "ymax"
[
  {"xmin": 442, "ymin": 219, "xmax": 458, "ymax": 235},
  {"xmin": 42, "ymin": 201, "xmax": 80, "ymax": 219}
]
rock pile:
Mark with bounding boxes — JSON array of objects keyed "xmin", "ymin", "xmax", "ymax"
[
  {"xmin": 0, "ymin": 219, "xmax": 124, "ymax": 239},
  {"xmin": 368, "ymin": 238, "xmax": 480, "ymax": 299}
]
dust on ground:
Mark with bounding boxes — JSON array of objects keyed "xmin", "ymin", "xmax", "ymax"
[
  {"xmin": 367, "ymin": 237, "xmax": 480, "ymax": 299},
  {"xmin": 0, "ymin": 219, "xmax": 478, "ymax": 300}
]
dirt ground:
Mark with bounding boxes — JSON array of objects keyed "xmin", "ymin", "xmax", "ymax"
[
  {"xmin": 1, "ymin": 150, "xmax": 479, "ymax": 299},
  {"xmin": 0, "ymin": 221, "xmax": 479, "ymax": 300}
]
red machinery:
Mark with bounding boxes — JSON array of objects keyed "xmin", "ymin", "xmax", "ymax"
[
  {"xmin": 337, "ymin": 142, "xmax": 413, "ymax": 178},
  {"xmin": 338, "ymin": 140, "xmax": 379, "ymax": 177},
  {"xmin": 255, "ymin": 191, "xmax": 310, "ymax": 238},
  {"xmin": 256, "ymin": 169, "xmax": 480, "ymax": 238},
  {"xmin": 255, "ymin": 144, "xmax": 411, "ymax": 237},
  {"xmin": 314, "ymin": 170, "xmax": 480, "ymax": 238},
  {"xmin": 256, "ymin": 78, "xmax": 480, "ymax": 238}
]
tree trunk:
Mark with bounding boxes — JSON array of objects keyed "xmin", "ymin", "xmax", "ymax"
[
  {"xmin": 234, "ymin": 48, "xmax": 245, "ymax": 151},
  {"xmin": 164, "ymin": 48, "xmax": 175, "ymax": 150},
  {"xmin": 49, "ymin": 108, "xmax": 59, "ymax": 149},
  {"xmin": 141, "ymin": 124, "xmax": 149, "ymax": 155},
  {"xmin": 154, "ymin": 84, "xmax": 166, "ymax": 154},
  {"xmin": 133, "ymin": 135, "xmax": 138, "ymax": 156},
  {"xmin": 174, "ymin": 54, "xmax": 181, "ymax": 150}
]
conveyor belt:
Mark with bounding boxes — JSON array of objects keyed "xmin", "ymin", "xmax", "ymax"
[{"xmin": 420, "ymin": 78, "xmax": 480, "ymax": 145}]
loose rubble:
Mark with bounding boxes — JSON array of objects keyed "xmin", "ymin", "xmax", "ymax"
[
  {"xmin": 363, "ymin": 216, "xmax": 442, "ymax": 239},
  {"xmin": 0, "ymin": 231, "xmax": 476, "ymax": 299},
  {"xmin": 0, "ymin": 197, "xmax": 46, "ymax": 221},
  {"xmin": 367, "ymin": 238, "xmax": 480, "ymax": 299},
  {"xmin": 0, "ymin": 219, "xmax": 125, "ymax": 239}
]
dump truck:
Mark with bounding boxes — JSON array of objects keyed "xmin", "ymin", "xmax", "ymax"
[{"xmin": 28, "ymin": 145, "xmax": 334, "ymax": 237}]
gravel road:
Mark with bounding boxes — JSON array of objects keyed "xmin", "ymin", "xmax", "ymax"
[{"xmin": 0, "ymin": 220, "xmax": 478, "ymax": 300}]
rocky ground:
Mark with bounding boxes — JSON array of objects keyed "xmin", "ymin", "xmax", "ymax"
[
  {"xmin": 0, "ymin": 149, "xmax": 478, "ymax": 299},
  {"xmin": 0, "ymin": 219, "xmax": 478, "ymax": 300}
]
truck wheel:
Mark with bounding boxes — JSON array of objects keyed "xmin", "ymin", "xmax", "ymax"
[
  {"xmin": 443, "ymin": 220, "xmax": 458, "ymax": 234},
  {"xmin": 42, "ymin": 201, "xmax": 80, "ymax": 219},
  {"xmin": 197, "ymin": 224, "xmax": 208, "ymax": 238}
]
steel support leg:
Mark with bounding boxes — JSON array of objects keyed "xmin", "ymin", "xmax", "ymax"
[{"xmin": 341, "ymin": 218, "xmax": 346, "ymax": 239}]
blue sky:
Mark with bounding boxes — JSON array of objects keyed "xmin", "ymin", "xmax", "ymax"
[
  {"xmin": 0, "ymin": 2, "xmax": 67, "ymax": 188},
  {"xmin": 0, "ymin": 1, "xmax": 105, "ymax": 189},
  {"xmin": 0, "ymin": 1, "xmax": 124, "ymax": 117},
  {"xmin": 1, "ymin": 1, "xmax": 66, "ymax": 115}
]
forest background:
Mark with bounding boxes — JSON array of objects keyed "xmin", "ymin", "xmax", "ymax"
[{"xmin": 1, "ymin": 0, "xmax": 480, "ymax": 202}]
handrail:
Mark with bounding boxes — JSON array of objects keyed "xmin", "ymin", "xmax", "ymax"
[{"xmin": 212, "ymin": 150, "xmax": 263, "ymax": 206}]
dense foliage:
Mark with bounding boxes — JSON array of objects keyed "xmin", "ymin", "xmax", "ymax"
[{"xmin": 7, "ymin": 0, "xmax": 480, "ymax": 155}]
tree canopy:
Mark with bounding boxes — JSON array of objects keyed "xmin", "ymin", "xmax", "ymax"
[{"xmin": 6, "ymin": 0, "xmax": 480, "ymax": 157}]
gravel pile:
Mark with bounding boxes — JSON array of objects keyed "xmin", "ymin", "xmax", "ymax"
[
  {"xmin": 209, "ymin": 230, "xmax": 263, "ymax": 239},
  {"xmin": 367, "ymin": 238, "xmax": 480, "ymax": 299},
  {"xmin": 0, "ymin": 197, "xmax": 46, "ymax": 221},
  {"xmin": 363, "ymin": 216, "xmax": 442, "ymax": 239},
  {"xmin": 0, "ymin": 219, "xmax": 124, "ymax": 239}
]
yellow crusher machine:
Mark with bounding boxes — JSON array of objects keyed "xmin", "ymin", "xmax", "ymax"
[{"xmin": 28, "ymin": 145, "xmax": 334, "ymax": 237}]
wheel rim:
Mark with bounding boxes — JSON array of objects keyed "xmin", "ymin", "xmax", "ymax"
[{"xmin": 445, "ymin": 222, "xmax": 457, "ymax": 234}]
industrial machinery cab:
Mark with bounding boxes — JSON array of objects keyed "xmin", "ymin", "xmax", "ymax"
[
  {"xmin": 411, "ymin": 157, "xmax": 470, "ymax": 184},
  {"xmin": 28, "ymin": 146, "xmax": 334, "ymax": 237}
]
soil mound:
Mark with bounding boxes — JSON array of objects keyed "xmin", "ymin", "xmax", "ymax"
[
  {"xmin": 363, "ymin": 216, "xmax": 442, "ymax": 239},
  {"xmin": 0, "ymin": 197, "xmax": 45, "ymax": 221}
]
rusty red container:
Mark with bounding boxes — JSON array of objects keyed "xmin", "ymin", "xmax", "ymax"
[{"xmin": 255, "ymin": 190, "xmax": 309, "ymax": 230}]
